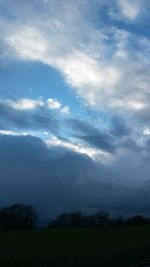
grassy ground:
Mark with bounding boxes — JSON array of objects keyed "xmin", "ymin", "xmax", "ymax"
[{"xmin": 0, "ymin": 226, "xmax": 150, "ymax": 267}]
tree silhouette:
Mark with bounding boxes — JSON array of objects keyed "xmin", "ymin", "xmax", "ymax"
[
  {"xmin": 0, "ymin": 203, "xmax": 37, "ymax": 230},
  {"xmin": 94, "ymin": 211, "xmax": 110, "ymax": 226}
]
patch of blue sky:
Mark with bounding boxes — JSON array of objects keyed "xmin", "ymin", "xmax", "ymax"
[
  {"xmin": 96, "ymin": 4, "xmax": 150, "ymax": 38},
  {"xmin": 0, "ymin": 59, "xmax": 112, "ymax": 131},
  {"xmin": 0, "ymin": 60, "xmax": 80, "ymax": 108},
  {"xmin": 112, "ymin": 19, "xmax": 150, "ymax": 37}
]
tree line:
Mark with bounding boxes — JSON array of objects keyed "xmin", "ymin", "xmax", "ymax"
[
  {"xmin": 48, "ymin": 211, "xmax": 150, "ymax": 229},
  {"xmin": 0, "ymin": 203, "xmax": 150, "ymax": 230}
]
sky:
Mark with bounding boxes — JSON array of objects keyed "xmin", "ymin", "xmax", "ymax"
[{"xmin": 0, "ymin": 0, "xmax": 150, "ymax": 223}]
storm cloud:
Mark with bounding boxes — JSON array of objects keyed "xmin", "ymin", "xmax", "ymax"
[
  {"xmin": 68, "ymin": 118, "xmax": 115, "ymax": 152},
  {"xmin": 0, "ymin": 134, "xmax": 150, "ymax": 224}
]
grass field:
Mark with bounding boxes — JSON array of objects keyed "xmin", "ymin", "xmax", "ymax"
[{"xmin": 0, "ymin": 226, "xmax": 150, "ymax": 267}]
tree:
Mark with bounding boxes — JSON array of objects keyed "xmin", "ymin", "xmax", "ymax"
[
  {"xmin": 94, "ymin": 210, "xmax": 110, "ymax": 226},
  {"xmin": 48, "ymin": 210, "xmax": 110, "ymax": 228},
  {"xmin": 126, "ymin": 215, "xmax": 147, "ymax": 225},
  {"xmin": 0, "ymin": 203, "xmax": 37, "ymax": 230},
  {"xmin": 52, "ymin": 212, "xmax": 83, "ymax": 228}
]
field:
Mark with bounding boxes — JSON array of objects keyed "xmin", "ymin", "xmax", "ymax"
[{"xmin": 0, "ymin": 226, "xmax": 150, "ymax": 267}]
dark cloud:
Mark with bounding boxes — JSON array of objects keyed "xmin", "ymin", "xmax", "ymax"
[
  {"xmin": 0, "ymin": 100, "xmax": 59, "ymax": 133},
  {"xmin": 0, "ymin": 134, "xmax": 100, "ymax": 223},
  {"xmin": 68, "ymin": 118, "xmax": 115, "ymax": 152},
  {"xmin": 132, "ymin": 107, "xmax": 150, "ymax": 128},
  {"xmin": 67, "ymin": 117, "xmax": 139, "ymax": 154},
  {"xmin": 0, "ymin": 134, "xmax": 150, "ymax": 225},
  {"xmin": 110, "ymin": 116, "xmax": 131, "ymax": 137},
  {"xmin": 79, "ymin": 134, "xmax": 115, "ymax": 152}
]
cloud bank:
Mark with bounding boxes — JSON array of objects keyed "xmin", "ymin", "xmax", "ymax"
[{"xmin": 0, "ymin": 134, "xmax": 150, "ymax": 224}]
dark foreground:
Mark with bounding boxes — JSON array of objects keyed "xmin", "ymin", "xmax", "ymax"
[{"xmin": 0, "ymin": 226, "xmax": 150, "ymax": 267}]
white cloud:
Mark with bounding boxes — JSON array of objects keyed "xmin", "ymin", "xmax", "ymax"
[
  {"xmin": 0, "ymin": 130, "xmax": 29, "ymax": 136},
  {"xmin": 4, "ymin": 98, "xmax": 44, "ymax": 110},
  {"xmin": 46, "ymin": 136, "xmax": 108, "ymax": 162},
  {"xmin": 0, "ymin": 98, "xmax": 70, "ymax": 115},
  {"xmin": 117, "ymin": 0, "xmax": 141, "ymax": 20},
  {"xmin": 127, "ymin": 101, "xmax": 145, "ymax": 111},
  {"xmin": 5, "ymin": 25, "xmax": 49, "ymax": 61},
  {"xmin": 0, "ymin": 0, "xmax": 150, "ymax": 121},
  {"xmin": 56, "ymin": 50, "xmax": 121, "ymax": 95},
  {"xmin": 143, "ymin": 129, "xmax": 150, "ymax": 136},
  {"xmin": 47, "ymin": 98, "xmax": 70, "ymax": 115},
  {"xmin": 0, "ymin": 130, "xmax": 19, "ymax": 136},
  {"xmin": 47, "ymin": 98, "xmax": 61, "ymax": 109},
  {"xmin": 61, "ymin": 106, "xmax": 70, "ymax": 115}
]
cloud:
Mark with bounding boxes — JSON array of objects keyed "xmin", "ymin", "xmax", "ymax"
[
  {"xmin": 68, "ymin": 117, "xmax": 133, "ymax": 153},
  {"xmin": 47, "ymin": 98, "xmax": 61, "ymax": 110},
  {"xmin": 0, "ymin": 130, "xmax": 29, "ymax": 136},
  {"xmin": 5, "ymin": 98, "xmax": 44, "ymax": 110},
  {"xmin": 0, "ymin": 134, "xmax": 150, "ymax": 223},
  {"xmin": 0, "ymin": 0, "xmax": 149, "ymax": 123},
  {"xmin": 0, "ymin": 134, "xmax": 103, "ymax": 222},
  {"xmin": 46, "ymin": 136, "xmax": 105, "ymax": 161},
  {"xmin": 117, "ymin": 0, "xmax": 141, "ymax": 21},
  {"xmin": 0, "ymin": 98, "xmax": 69, "ymax": 133},
  {"xmin": 68, "ymin": 118, "xmax": 116, "ymax": 153},
  {"xmin": 110, "ymin": 116, "xmax": 131, "ymax": 137}
]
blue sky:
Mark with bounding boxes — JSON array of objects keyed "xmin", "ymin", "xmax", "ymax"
[
  {"xmin": 0, "ymin": 0, "xmax": 150, "ymax": 221},
  {"xmin": 0, "ymin": 60, "xmax": 78, "ymax": 107}
]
